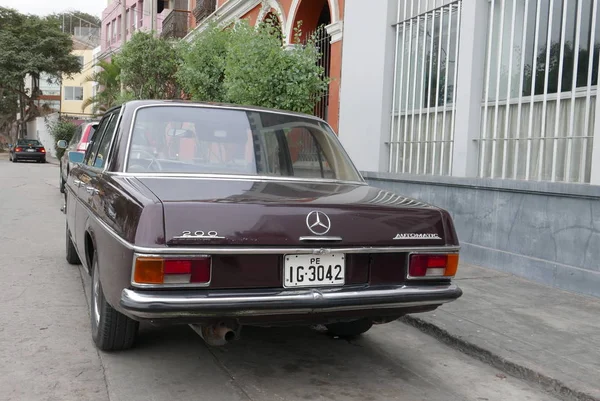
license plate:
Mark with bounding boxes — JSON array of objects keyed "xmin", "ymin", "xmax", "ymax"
[
  {"xmin": 284, "ymin": 254, "xmax": 345, "ymax": 288},
  {"xmin": 27, "ymin": 149, "xmax": 34, "ymax": 152}
]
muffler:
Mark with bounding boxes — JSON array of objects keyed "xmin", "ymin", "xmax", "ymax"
[{"xmin": 190, "ymin": 322, "xmax": 240, "ymax": 346}]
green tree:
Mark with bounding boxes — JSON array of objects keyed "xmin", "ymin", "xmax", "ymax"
[
  {"xmin": 82, "ymin": 59, "xmax": 122, "ymax": 114},
  {"xmin": 0, "ymin": 7, "xmax": 81, "ymax": 136},
  {"xmin": 177, "ymin": 23, "xmax": 232, "ymax": 103},
  {"xmin": 117, "ymin": 32, "xmax": 181, "ymax": 100}
]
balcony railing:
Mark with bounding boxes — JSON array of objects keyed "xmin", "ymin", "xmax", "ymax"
[
  {"xmin": 193, "ymin": 0, "xmax": 216, "ymax": 24},
  {"xmin": 161, "ymin": 9, "xmax": 190, "ymax": 39}
]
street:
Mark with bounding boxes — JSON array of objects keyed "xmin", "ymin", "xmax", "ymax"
[{"xmin": 0, "ymin": 158, "xmax": 558, "ymax": 401}]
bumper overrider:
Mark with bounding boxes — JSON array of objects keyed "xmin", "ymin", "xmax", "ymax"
[{"xmin": 120, "ymin": 283, "xmax": 462, "ymax": 320}]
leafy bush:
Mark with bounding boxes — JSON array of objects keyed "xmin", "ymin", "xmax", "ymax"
[
  {"xmin": 177, "ymin": 23, "xmax": 232, "ymax": 103},
  {"xmin": 224, "ymin": 21, "xmax": 329, "ymax": 114},
  {"xmin": 48, "ymin": 119, "xmax": 76, "ymax": 159},
  {"xmin": 177, "ymin": 20, "xmax": 329, "ymax": 114}
]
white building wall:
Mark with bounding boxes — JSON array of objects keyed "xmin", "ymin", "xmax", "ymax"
[{"xmin": 337, "ymin": 0, "xmax": 398, "ymax": 172}]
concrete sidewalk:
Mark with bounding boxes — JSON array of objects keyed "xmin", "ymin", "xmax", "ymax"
[{"xmin": 403, "ymin": 264, "xmax": 600, "ymax": 401}]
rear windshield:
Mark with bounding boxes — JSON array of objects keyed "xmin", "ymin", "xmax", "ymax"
[
  {"xmin": 126, "ymin": 106, "xmax": 362, "ymax": 182},
  {"xmin": 17, "ymin": 139, "xmax": 41, "ymax": 146}
]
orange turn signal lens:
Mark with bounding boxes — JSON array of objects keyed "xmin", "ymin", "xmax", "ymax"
[
  {"xmin": 444, "ymin": 254, "xmax": 459, "ymax": 277},
  {"xmin": 134, "ymin": 257, "xmax": 164, "ymax": 284}
]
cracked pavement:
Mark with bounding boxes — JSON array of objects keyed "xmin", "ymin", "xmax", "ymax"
[{"xmin": 0, "ymin": 157, "xmax": 559, "ymax": 401}]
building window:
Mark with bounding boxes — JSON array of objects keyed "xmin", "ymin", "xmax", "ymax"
[
  {"xmin": 389, "ymin": 1, "xmax": 462, "ymax": 175},
  {"xmin": 480, "ymin": 0, "xmax": 600, "ymax": 183},
  {"xmin": 139, "ymin": 1, "xmax": 144, "ymax": 27},
  {"xmin": 117, "ymin": 15, "xmax": 122, "ymax": 39},
  {"xmin": 132, "ymin": 5, "xmax": 137, "ymax": 30},
  {"xmin": 76, "ymin": 56, "xmax": 84, "ymax": 68},
  {"xmin": 64, "ymin": 86, "xmax": 84, "ymax": 101},
  {"xmin": 106, "ymin": 22, "xmax": 111, "ymax": 44},
  {"xmin": 112, "ymin": 19, "xmax": 117, "ymax": 40}
]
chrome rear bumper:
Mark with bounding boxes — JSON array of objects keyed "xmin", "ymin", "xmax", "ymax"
[{"xmin": 120, "ymin": 284, "xmax": 462, "ymax": 320}]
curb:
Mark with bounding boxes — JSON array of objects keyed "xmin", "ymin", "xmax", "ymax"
[{"xmin": 400, "ymin": 316, "xmax": 598, "ymax": 401}]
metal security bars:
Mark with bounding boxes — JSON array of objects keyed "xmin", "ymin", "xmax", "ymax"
[
  {"xmin": 389, "ymin": 0, "xmax": 462, "ymax": 175},
  {"xmin": 480, "ymin": 0, "xmax": 600, "ymax": 183}
]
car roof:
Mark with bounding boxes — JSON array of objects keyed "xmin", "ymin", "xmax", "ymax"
[{"xmin": 113, "ymin": 100, "xmax": 328, "ymax": 124}]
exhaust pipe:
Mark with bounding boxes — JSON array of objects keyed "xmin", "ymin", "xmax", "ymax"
[{"xmin": 190, "ymin": 322, "xmax": 239, "ymax": 346}]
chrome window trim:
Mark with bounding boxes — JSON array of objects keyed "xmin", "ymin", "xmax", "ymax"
[
  {"xmin": 108, "ymin": 171, "xmax": 368, "ymax": 186},
  {"xmin": 130, "ymin": 253, "xmax": 212, "ymax": 289},
  {"xmin": 405, "ymin": 251, "xmax": 460, "ymax": 281},
  {"xmin": 121, "ymin": 103, "xmax": 366, "ymax": 183}
]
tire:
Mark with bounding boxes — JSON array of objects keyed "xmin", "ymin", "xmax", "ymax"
[
  {"xmin": 12, "ymin": 156, "xmax": 17, "ymax": 163},
  {"xmin": 326, "ymin": 319, "xmax": 373, "ymax": 338},
  {"xmin": 66, "ymin": 223, "xmax": 81, "ymax": 265},
  {"xmin": 90, "ymin": 251, "xmax": 139, "ymax": 351},
  {"xmin": 59, "ymin": 169, "xmax": 65, "ymax": 194}
]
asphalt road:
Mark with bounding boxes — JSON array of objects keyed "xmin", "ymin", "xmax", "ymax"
[{"xmin": 0, "ymin": 156, "xmax": 558, "ymax": 401}]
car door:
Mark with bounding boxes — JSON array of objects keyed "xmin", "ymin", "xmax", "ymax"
[{"xmin": 73, "ymin": 112, "xmax": 117, "ymax": 263}]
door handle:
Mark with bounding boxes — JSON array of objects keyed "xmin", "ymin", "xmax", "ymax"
[
  {"xmin": 73, "ymin": 179, "xmax": 82, "ymax": 187},
  {"xmin": 86, "ymin": 186, "xmax": 99, "ymax": 195}
]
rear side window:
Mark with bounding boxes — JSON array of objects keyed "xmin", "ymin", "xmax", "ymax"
[
  {"xmin": 69, "ymin": 126, "xmax": 83, "ymax": 146},
  {"xmin": 85, "ymin": 116, "xmax": 113, "ymax": 166},
  {"xmin": 93, "ymin": 115, "xmax": 119, "ymax": 169}
]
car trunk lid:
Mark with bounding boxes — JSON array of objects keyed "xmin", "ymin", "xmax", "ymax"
[{"xmin": 135, "ymin": 177, "xmax": 451, "ymax": 247}]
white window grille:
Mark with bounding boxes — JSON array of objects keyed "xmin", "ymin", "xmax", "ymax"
[
  {"xmin": 480, "ymin": 0, "xmax": 600, "ymax": 183},
  {"xmin": 389, "ymin": 0, "xmax": 463, "ymax": 175}
]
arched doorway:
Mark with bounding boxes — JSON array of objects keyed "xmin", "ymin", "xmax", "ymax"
[{"xmin": 262, "ymin": 11, "xmax": 283, "ymax": 44}]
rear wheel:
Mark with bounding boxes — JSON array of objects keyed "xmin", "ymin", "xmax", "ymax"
[
  {"xmin": 326, "ymin": 319, "xmax": 373, "ymax": 338},
  {"xmin": 12, "ymin": 156, "xmax": 17, "ymax": 163},
  {"xmin": 91, "ymin": 251, "xmax": 139, "ymax": 351},
  {"xmin": 65, "ymin": 223, "xmax": 81, "ymax": 265}
]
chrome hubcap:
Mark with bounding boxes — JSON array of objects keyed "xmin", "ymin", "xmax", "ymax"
[{"xmin": 92, "ymin": 265, "xmax": 100, "ymax": 326}]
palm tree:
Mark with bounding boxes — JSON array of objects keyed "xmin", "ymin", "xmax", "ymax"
[{"xmin": 81, "ymin": 59, "xmax": 121, "ymax": 115}]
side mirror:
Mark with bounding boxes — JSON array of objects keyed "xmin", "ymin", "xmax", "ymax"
[
  {"xmin": 68, "ymin": 151, "xmax": 85, "ymax": 164},
  {"xmin": 57, "ymin": 140, "xmax": 68, "ymax": 149}
]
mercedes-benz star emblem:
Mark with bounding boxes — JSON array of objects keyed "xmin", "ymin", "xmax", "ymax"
[{"xmin": 306, "ymin": 211, "xmax": 331, "ymax": 236}]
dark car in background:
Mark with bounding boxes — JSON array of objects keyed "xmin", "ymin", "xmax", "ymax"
[
  {"xmin": 58, "ymin": 121, "xmax": 98, "ymax": 193},
  {"xmin": 61, "ymin": 100, "xmax": 462, "ymax": 352},
  {"xmin": 9, "ymin": 139, "xmax": 46, "ymax": 163}
]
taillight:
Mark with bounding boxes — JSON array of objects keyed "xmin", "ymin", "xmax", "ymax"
[
  {"xmin": 15, "ymin": 147, "xmax": 22, "ymax": 152},
  {"xmin": 40, "ymin": 148, "xmax": 46, "ymax": 153},
  {"xmin": 133, "ymin": 256, "xmax": 211, "ymax": 285},
  {"xmin": 409, "ymin": 254, "xmax": 459, "ymax": 278}
]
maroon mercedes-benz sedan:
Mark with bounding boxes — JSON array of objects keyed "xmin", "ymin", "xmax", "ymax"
[{"xmin": 59, "ymin": 100, "xmax": 462, "ymax": 351}]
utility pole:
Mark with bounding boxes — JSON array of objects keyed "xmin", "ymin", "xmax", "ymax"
[{"xmin": 121, "ymin": 0, "xmax": 127, "ymax": 94}]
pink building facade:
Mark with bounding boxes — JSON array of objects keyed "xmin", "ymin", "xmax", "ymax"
[{"xmin": 101, "ymin": 0, "xmax": 167, "ymax": 57}]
